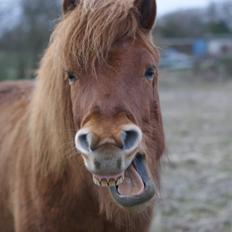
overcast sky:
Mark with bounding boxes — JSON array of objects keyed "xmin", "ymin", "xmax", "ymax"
[
  {"xmin": 0, "ymin": 0, "xmax": 223, "ymax": 16},
  {"xmin": 157, "ymin": 0, "xmax": 220, "ymax": 16}
]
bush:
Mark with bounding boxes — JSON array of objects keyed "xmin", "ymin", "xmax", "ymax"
[{"xmin": 220, "ymin": 56, "xmax": 232, "ymax": 77}]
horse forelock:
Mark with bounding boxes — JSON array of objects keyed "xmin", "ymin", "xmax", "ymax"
[{"xmin": 50, "ymin": 0, "xmax": 154, "ymax": 73}]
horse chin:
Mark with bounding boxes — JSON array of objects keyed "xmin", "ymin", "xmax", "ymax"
[
  {"xmin": 109, "ymin": 154, "xmax": 155, "ymax": 208},
  {"xmin": 91, "ymin": 154, "xmax": 155, "ymax": 208}
]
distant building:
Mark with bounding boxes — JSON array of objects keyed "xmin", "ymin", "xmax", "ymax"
[
  {"xmin": 193, "ymin": 39, "xmax": 208, "ymax": 57},
  {"xmin": 208, "ymin": 37, "xmax": 232, "ymax": 56},
  {"xmin": 157, "ymin": 36, "xmax": 232, "ymax": 57}
]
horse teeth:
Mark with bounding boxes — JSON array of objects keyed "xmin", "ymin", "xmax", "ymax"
[
  {"xmin": 108, "ymin": 179, "xmax": 116, "ymax": 187},
  {"xmin": 93, "ymin": 176, "xmax": 101, "ymax": 186},
  {"xmin": 116, "ymin": 176, "xmax": 124, "ymax": 186},
  {"xmin": 93, "ymin": 175, "xmax": 124, "ymax": 187},
  {"xmin": 100, "ymin": 179, "xmax": 108, "ymax": 187}
]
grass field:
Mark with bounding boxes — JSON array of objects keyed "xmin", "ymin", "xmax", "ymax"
[{"xmin": 151, "ymin": 71, "xmax": 232, "ymax": 232}]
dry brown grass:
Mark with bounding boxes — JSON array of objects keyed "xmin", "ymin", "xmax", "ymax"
[{"xmin": 151, "ymin": 71, "xmax": 232, "ymax": 232}]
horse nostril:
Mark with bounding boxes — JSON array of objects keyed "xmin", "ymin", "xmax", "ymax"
[
  {"xmin": 75, "ymin": 129, "xmax": 92, "ymax": 154},
  {"xmin": 121, "ymin": 126, "xmax": 142, "ymax": 152}
]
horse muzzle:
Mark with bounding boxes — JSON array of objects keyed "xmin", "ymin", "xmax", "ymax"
[{"xmin": 74, "ymin": 124, "xmax": 155, "ymax": 207}]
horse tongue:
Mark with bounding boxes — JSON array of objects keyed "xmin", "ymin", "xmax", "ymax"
[{"xmin": 118, "ymin": 164, "xmax": 144, "ymax": 197}]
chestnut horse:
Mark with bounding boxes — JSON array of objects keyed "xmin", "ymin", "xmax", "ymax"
[{"xmin": 0, "ymin": 0, "xmax": 164, "ymax": 231}]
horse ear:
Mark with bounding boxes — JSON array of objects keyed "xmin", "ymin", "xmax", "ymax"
[
  {"xmin": 63, "ymin": 0, "xmax": 79, "ymax": 14},
  {"xmin": 135, "ymin": 0, "xmax": 157, "ymax": 31}
]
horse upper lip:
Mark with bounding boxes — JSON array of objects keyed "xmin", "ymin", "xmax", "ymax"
[{"xmin": 90, "ymin": 153, "xmax": 141, "ymax": 188}]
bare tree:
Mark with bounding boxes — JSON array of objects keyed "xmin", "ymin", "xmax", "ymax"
[
  {"xmin": 156, "ymin": 9, "xmax": 206, "ymax": 38},
  {"xmin": 0, "ymin": 0, "xmax": 60, "ymax": 80}
]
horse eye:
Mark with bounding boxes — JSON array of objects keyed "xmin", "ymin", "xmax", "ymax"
[
  {"xmin": 67, "ymin": 72, "xmax": 78, "ymax": 85},
  {"xmin": 144, "ymin": 67, "xmax": 155, "ymax": 81}
]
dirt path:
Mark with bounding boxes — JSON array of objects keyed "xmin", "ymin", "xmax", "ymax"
[{"xmin": 151, "ymin": 71, "xmax": 232, "ymax": 232}]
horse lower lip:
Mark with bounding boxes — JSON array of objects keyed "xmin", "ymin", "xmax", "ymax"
[{"xmin": 110, "ymin": 154, "xmax": 155, "ymax": 207}]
